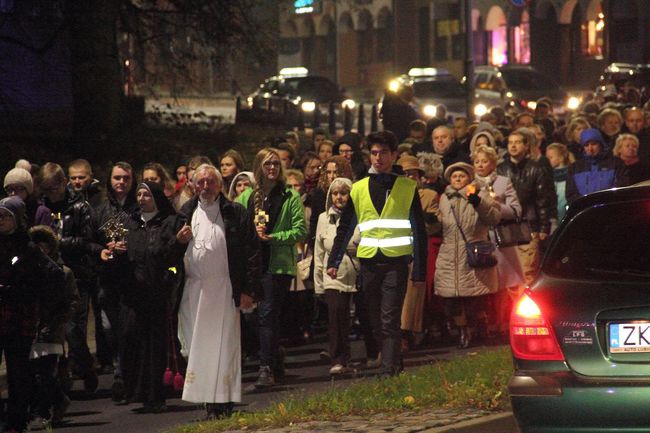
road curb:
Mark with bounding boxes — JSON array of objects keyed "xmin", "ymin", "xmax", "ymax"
[{"xmin": 422, "ymin": 411, "xmax": 516, "ymax": 433}]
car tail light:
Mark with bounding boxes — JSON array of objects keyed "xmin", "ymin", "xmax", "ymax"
[{"xmin": 510, "ymin": 292, "xmax": 565, "ymax": 361}]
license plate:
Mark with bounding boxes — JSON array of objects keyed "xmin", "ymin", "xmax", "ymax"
[{"xmin": 609, "ymin": 323, "xmax": 650, "ymax": 353}]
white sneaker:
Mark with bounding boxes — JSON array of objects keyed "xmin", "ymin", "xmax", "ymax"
[
  {"xmin": 329, "ymin": 364, "xmax": 347, "ymax": 375},
  {"xmin": 366, "ymin": 353, "xmax": 382, "ymax": 369}
]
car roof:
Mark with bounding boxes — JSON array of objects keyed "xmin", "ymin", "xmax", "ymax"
[{"xmin": 564, "ymin": 183, "xmax": 650, "ymax": 221}]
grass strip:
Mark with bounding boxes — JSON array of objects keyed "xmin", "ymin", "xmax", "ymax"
[{"xmin": 169, "ymin": 346, "xmax": 512, "ymax": 433}]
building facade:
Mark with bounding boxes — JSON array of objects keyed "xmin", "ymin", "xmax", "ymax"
[{"xmin": 279, "ymin": 0, "xmax": 650, "ymax": 99}]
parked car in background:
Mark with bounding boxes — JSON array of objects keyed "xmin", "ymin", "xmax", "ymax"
[
  {"xmin": 381, "ymin": 67, "xmax": 467, "ymax": 120},
  {"xmin": 597, "ymin": 62, "xmax": 650, "ymax": 95},
  {"xmin": 509, "ymin": 183, "xmax": 650, "ymax": 433},
  {"xmin": 246, "ymin": 67, "xmax": 355, "ymax": 114},
  {"xmin": 474, "ymin": 64, "xmax": 578, "ymax": 117}
]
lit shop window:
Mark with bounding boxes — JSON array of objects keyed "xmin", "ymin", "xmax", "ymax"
[
  {"xmin": 582, "ymin": 11, "xmax": 605, "ymax": 58},
  {"xmin": 490, "ymin": 25, "xmax": 507, "ymax": 66},
  {"xmin": 513, "ymin": 11, "xmax": 530, "ymax": 64}
]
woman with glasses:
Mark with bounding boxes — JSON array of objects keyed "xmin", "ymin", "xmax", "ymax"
[
  {"xmin": 3, "ymin": 167, "xmax": 53, "ymax": 229},
  {"xmin": 236, "ymin": 148, "xmax": 306, "ymax": 388}
]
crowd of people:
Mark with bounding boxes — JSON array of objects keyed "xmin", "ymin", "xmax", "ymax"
[{"xmin": 1, "ymin": 83, "xmax": 649, "ymax": 432}]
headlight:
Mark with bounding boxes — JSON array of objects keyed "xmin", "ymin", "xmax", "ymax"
[
  {"xmin": 388, "ymin": 80, "xmax": 400, "ymax": 93},
  {"xmin": 247, "ymin": 97, "xmax": 253, "ymax": 107},
  {"xmin": 422, "ymin": 105, "xmax": 437, "ymax": 118},
  {"xmin": 473, "ymin": 103, "xmax": 488, "ymax": 117},
  {"xmin": 301, "ymin": 101, "xmax": 316, "ymax": 112},
  {"xmin": 567, "ymin": 96, "xmax": 580, "ymax": 111},
  {"xmin": 341, "ymin": 99, "xmax": 356, "ymax": 110},
  {"xmin": 526, "ymin": 101, "xmax": 537, "ymax": 111}
]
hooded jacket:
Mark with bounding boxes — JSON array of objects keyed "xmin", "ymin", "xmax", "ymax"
[
  {"xmin": 313, "ymin": 179, "xmax": 360, "ymax": 294},
  {"xmin": 0, "ymin": 197, "xmax": 66, "ymax": 338}
]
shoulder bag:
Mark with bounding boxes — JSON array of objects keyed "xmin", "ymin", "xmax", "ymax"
[
  {"xmin": 494, "ymin": 217, "xmax": 532, "ymax": 248},
  {"xmin": 450, "ymin": 204, "xmax": 497, "ymax": 268}
]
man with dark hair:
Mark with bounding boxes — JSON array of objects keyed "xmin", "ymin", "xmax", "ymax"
[
  {"xmin": 92, "ymin": 161, "xmax": 139, "ymax": 402},
  {"xmin": 276, "ymin": 142, "xmax": 296, "ymax": 170},
  {"xmin": 407, "ymin": 120, "xmax": 427, "ymax": 144},
  {"xmin": 327, "ymin": 131, "xmax": 427, "ymax": 377}
]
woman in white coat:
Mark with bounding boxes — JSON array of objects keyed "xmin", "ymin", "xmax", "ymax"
[
  {"xmin": 313, "ymin": 178, "xmax": 360, "ymax": 375},
  {"xmin": 472, "ymin": 145, "xmax": 525, "ymax": 336},
  {"xmin": 434, "ymin": 162, "xmax": 501, "ymax": 348}
]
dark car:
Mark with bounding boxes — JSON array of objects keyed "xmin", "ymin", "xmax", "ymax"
[
  {"xmin": 474, "ymin": 65, "xmax": 574, "ymax": 115},
  {"xmin": 246, "ymin": 67, "xmax": 355, "ymax": 114},
  {"xmin": 509, "ymin": 183, "xmax": 650, "ymax": 433},
  {"xmin": 597, "ymin": 62, "xmax": 650, "ymax": 93},
  {"xmin": 382, "ymin": 68, "xmax": 467, "ymax": 120}
]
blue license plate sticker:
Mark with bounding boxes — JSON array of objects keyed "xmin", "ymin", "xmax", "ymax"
[{"xmin": 610, "ymin": 323, "xmax": 650, "ymax": 353}]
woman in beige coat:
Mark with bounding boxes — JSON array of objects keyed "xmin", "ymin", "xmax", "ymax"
[
  {"xmin": 313, "ymin": 178, "xmax": 360, "ymax": 374},
  {"xmin": 434, "ymin": 162, "xmax": 501, "ymax": 348}
]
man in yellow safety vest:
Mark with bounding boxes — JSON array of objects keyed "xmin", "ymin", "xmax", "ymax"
[{"xmin": 327, "ymin": 131, "xmax": 427, "ymax": 377}]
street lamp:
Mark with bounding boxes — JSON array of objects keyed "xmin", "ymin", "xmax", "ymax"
[{"xmin": 464, "ymin": 0, "xmax": 474, "ymax": 120}]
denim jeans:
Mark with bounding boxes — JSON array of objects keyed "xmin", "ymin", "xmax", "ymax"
[
  {"xmin": 360, "ymin": 260, "xmax": 409, "ymax": 375},
  {"xmin": 257, "ymin": 273, "xmax": 292, "ymax": 369}
]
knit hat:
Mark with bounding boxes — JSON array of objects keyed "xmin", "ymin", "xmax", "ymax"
[
  {"xmin": 3, "ymin": 168, "xmax": 34, "ymax": 194},
  {"xmin": 580, "ymin": 128, "xmax": 605, "ymax": 147},
  {"xmin": 444, "ymin": 162, "xmax": 475, "ymax": 182},
  {"xmin": 0, "ymin": 196, "xmax": 27, "ymax": 231},
  {"xmin": 397, "ymin": 155, "xmax": 422, "ymax": 173},
  {"xmin": 416, "ymin": 152, "xmax": 443, "ymax": 180}
]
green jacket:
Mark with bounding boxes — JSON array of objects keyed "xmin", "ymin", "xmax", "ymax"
[{"xmin": 236, "ymin": 186, "xmax": 306, "ymax": 276}]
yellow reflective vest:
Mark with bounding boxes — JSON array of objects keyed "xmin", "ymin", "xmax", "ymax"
[{"xmin": 350, "ymin": 176, "xmax": 416, "ymax": 258}]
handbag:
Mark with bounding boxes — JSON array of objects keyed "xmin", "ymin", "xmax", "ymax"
[
  {"xmin": 450, "ymin": 204, "xmax": 497, "ymax": 268},
  {"xmin": 494, "ymin": 218, "xmax": 532, "ymax": 248},
  {"xmin": 296, "ymin": 249, "xmax": 312, "ymax": 281}
]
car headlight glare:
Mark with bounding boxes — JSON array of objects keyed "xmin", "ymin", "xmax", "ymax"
[
  {"xmin": 526, "ymin": 101, "xmax": 537, "ymax": 111},
  {"xmin": 341, "ymin": 99, "xmax": 356, "ymax": 110},
  {"xmin": 567, "ymin": 96, "xmax": 580, "ymax": 111},
  {"xmin": 388, "ymin": 80, "xmax": 400, "ymax": 93},
  {"xmin": 422, "ymin": 105, "xmax": 437, "ymax": 118},
  {"xmin": 301, "ymin": 101, "xmax": 316, "ymax": 112},
  {"xmin": 473, "ymin": 103, "xmax": 488, "ymax": 117},
  {"xmin": 247, "ymin": 97, "xmax": 253, "ymax": 107}
]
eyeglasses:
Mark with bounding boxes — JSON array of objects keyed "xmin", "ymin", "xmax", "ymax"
[
  {"xmin": 339, "ymin": 149, "xmax": 354, "ymax": 155},
  {"xmin": 263, "ymin": 161, "xmax": 281, "ymax": 168},
  {"xmin": 4, "ymin": 185, "xmax": 26, "ymax": 194}
]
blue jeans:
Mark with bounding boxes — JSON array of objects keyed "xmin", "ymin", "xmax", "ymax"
[
  {"xmin": 360, "ymin": 260, "xmax": 409, "ymax": 375},
  {"xmin": 257, "ymin": 273, "xmax": 292, "ymax": 369}
]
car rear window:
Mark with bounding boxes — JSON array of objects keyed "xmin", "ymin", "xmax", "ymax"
[
  {"xmin": 543, "ymin": 199, "xmax": 650, "ymax": 281},
  {"xmin": 413, "ymin": 80, "xmax": 466, "ymax": 98},
  {"xmin": 283, "ymin": 77, "xmax": 340, "ymax": 100},
  {"xmin": 501, "ymin": 70, "xmax": 560, "ymax": 92}
]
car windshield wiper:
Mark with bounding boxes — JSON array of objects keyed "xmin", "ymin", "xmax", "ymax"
[{"xmin": 586, "ymin": 267, "xmax": 650, "ymax": 278}]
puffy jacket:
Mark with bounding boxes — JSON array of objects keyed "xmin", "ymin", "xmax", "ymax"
[
  {"xmin": 497, "ymin": 157, "xmax": 556, "ymax": 234},
  {"xmin": 434, "ymin": 183, "xmax": 501, "ymax": 298},
  {"xmin": 237, "ymin": 185, "xmax": 306, "ymax": 276},
  {"xmin": 44, "ymin": 189, "xmax": 98, "ymax": 283},
  {"xmin": 566, "ymin": 153, "xmax": 629, "ymax": 204}
]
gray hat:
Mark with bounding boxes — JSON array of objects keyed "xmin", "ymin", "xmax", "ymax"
[{"xmin": 0, "ymin": 196, "xmax": 27, "ymax": 232}]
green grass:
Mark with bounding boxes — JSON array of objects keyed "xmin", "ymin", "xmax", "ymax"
[{"xmin": 169, "ymin": 346, "xmax": 513, "ymax": 433}]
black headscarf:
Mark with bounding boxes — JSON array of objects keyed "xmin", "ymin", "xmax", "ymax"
[
  {"xmin": 137, "ymin": 181, "xmax": 175, "ymax": 218},
  {"xmin": 0, "ymin": 196, "xmax": 27, "ymax": 233}
]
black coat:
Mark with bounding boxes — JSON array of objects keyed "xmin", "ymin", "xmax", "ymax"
[
  {"xmin": 0, "ymin": 231, "xmax": 66, "ymax": 338},
  {"xmin": 44, "ymin": 189, "xmax": 98, "ymax": 283},
  {"xmin": 124, "ymin": 211, "xmax": 186, "ymax": 310},
  {"xmin": 497, "ymin": 157, "xmax": 557, "ymax": 234},
  {"xmin": 179, "ymin": 194, "xmax": 261, "ymax": 306}
]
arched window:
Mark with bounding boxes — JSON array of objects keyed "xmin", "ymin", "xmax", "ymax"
[
  {"xmin": 581, "ymin": 0, "xmax": 604, "ymax": 58},
  {"xmin": 357, "ymin": 10, "xmax": 373, "ymax": 65},
  {"xmin": 513, "ymin": 10, "xmax": 530, "ymax": 64},
  {"xmin": 376, "ymin": 8, "xmax": 393, "ymax": 63}
]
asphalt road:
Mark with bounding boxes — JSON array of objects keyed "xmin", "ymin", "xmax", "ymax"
[{"xmin": 44, "ymin": 334, "xmax": 512, "ymax": 433}]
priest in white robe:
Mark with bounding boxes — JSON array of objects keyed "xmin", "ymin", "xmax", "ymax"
[{"xmin": 176, "ymin": 164, "xmax": 259, "ymax": 419}]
